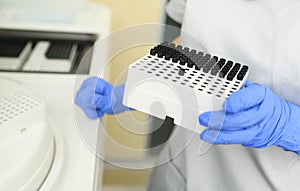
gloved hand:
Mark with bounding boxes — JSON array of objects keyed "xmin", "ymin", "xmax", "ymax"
[
  {"xmin": 75, "ymin": 77, "xmax": 131, "ymax": 119},
  {"xmin": 199, "ymin": 81, "xmax": 300, "ymax": 155}
]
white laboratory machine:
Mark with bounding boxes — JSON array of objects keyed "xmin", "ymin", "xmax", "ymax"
[{"xmin": 0, "ymin": 0, "xmax": 110, "ymax": 190}]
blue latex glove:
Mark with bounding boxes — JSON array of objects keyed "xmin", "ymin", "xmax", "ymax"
[
  {"xmin": 199, "ymin": 81, "xmax": 300, "ymax": 155},
  {"xmin": 75, "ymin": 77, "xmax": 131, "ymax": 119}
]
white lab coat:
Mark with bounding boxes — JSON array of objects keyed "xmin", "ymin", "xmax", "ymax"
[{"xmin": 148, "ymin": 0, "xmax": 300, "ymax": 190}]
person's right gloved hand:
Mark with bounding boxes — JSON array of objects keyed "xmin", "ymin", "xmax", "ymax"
[
  {"xmin": 199, "ymin": 81, "xmax": 300, "ymax": 155},
  {"xmin": 75, "ymin": 77, "xmax": 131, "ymax": 119}
]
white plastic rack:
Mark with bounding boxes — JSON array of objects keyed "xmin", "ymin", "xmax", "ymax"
[{"xmin": 123, "ymin": 42, "xmax": 249, "ymax": 133}]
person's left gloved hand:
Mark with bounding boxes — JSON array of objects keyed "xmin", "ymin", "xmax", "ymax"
[
  {"xmin": 75, "ymin": 77, "xmax": 131, "ymax": 119},
  {"xmin": 199, "ymin": 81, "xmax": 300, "ymax": 155}
]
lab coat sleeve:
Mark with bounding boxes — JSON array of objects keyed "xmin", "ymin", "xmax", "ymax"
[{"xmin": 165, "ymin": 0, "xmax": 187, "ymax": 24}]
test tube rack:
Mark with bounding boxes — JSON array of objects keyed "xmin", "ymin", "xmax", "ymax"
[{"xmin": 123, "ymin": 42, "xmax": 249, "ymax": 132}]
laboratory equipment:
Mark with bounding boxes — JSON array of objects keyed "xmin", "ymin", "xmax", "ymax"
[
  {"xmin": 123, "ymin": 42, "xmax": 249, "ymax": 133},
  {"xmin": 0, "ymin": 40, "xmax": 32, "ymax": 70},
  {"xmin": 23, "ymin": 41, "xmax": 77, "ymax": 72},
  {"xmin": 0, "ymin": 77, "xmax": 55, "ymax": 191},
  {"xmin": 0, "ymin": 0, "xmax": 111, "ymax": 190}
]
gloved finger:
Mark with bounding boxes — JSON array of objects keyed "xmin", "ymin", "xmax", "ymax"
[
  {"xmin": 200, "ymin": 105, "xmax": 266, "ymax": 130},
  {"xmin": 200, "ymin": 126, "xmax": 260, "ymax": 145},
  {"xmin": 199, "ymin": 111, "xmax": 210, "ymax": 127},
  {"xmin": 225, "ymin": 83, "xmax": 266, "ymax": 113},
  {"xmin": 78, "ymin": 94, "xmax": 103, "ymax": 118},
  {"xmin": 96, "ymin": 109, "xmax": 105, "ymax": 118},
  {"xmin": 221, "ymin": 106, "xmax": 266, "ymax": 129},
  {"xmin": 95, "ymin": 78, "xmax": 113, "ymax": 95},
  {"xmin": 93, "ymin": 94, "xmax": 111, "ymax": 109},
  {"xmin": 75, "ymin": 88, "xmax": 90, "ymax": 108},
  {"xmin": 79, "ymin": 77, "xmax": 112, "ymax": 95},
  {"xmin": 199, "ymin": 111, "xmax": 225, "ymax": 129}
]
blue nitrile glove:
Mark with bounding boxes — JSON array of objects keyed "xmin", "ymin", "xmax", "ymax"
[
  {"xmin": 199, "ymin": 81, "xmax": 300, "ymax": 155},
  {"xmin": 75, "ymin": 77, "xmax": 131, "ymax": 119}
]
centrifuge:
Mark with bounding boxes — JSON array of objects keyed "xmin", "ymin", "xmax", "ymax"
[{"xmin": 0, "ymin": 0, "xmax": 111, "ymax": 190}]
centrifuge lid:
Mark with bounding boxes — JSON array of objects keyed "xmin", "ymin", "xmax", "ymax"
[{"xmin": 0, "ymin": 77, "xmax": 54, "ymax": 190}]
